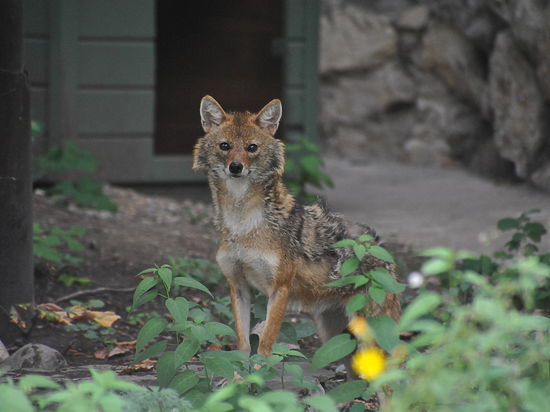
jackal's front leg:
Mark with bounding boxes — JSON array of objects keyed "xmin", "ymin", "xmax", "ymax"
[
  {"xmin": 228, "ymin": 278, "xmax": 251, "ymax": 353},
  {"xmin": 258, "ymin": 285, "xmax": 290, "ymax": 357}
]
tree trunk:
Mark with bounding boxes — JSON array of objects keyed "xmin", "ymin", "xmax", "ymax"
[{"xmin": 0, "ymin": 0, "xmax": 33, "ymax": 341}]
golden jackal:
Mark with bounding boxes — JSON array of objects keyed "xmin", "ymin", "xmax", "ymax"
[{"xmin": 193, "ymin": 96, "xmax": 401, "ymax": 358}]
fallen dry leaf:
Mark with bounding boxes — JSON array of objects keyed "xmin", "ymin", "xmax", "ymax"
[
  {"xmin": 117, "ymin": 359, "xmax": 156, "ymax": 375},
  {"xmin": 94, "ymin": 348, "xmax": 109, "ymax": 360}
]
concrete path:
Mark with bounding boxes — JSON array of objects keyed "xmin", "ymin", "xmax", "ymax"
[{"xmin": 319, "ymin": 158, "xmax": 550, "ymax": 253}]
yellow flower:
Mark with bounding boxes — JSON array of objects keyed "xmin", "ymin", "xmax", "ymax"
[
  {"xmin": 348, "ymin": 316, "xmax": 371, "ymax": 340},
  {"xmin": 352, "ymin": 347, "xmax": 386, "ymax": 381}
]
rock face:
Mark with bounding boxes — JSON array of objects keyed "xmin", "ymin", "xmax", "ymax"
[
  {"xmin": 319, "ymin": 0, "xmax": 550, "ymax": 191},
  {"xmin": 489, "ymin": 31, "xmax": 546, "ymax": 178},
  {"xmin": 0, "ymin": 343, "xmax": 67, "ymax": 371},
  {"xmin": 320, "ymin": 4, "xmax": 397, "ymax": 73}
]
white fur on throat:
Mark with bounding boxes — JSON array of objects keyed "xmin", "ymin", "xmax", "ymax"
[
  {"xmin": 225, "ymin": 176, "xmax": 250, "ymax": 200},
  {"xmin": 222, "ymin": 177, "xmax": 264, "ymax": 236}
]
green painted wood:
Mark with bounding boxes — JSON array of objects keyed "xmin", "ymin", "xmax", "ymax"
[
  {"xmin": 77, "ymin": 90, "xmax": 154, "ymax": 135},
  {"xmin": 78, "ymin": 0, "xmax": 154, "ymax": 38},
  {"xmin": 77, "ymin": 42, "xmax": 154, "ymax": 87},
  {"xmin": 23, "ymin": 0, "xmax": 49, "ymax": 35},
  {"xmin": 48, "ymin": 0, "xmax": 78, "ymax": 145},
  {"xmin": 283, "ymin": 0, "xmax": 320, "ymax": 142},
  {"xmin": 75, "ymin": 137, "xmax": 194, "ymax": 183}
]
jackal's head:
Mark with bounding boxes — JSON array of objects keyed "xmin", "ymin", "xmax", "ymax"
[{"xmin": 193, "ymin": 96, "xmax": 285, "ymax": 182}]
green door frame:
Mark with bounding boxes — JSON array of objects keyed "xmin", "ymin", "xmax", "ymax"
[{"xmin": 46, "ymin": 0, "xmax": 319, "ymax": 183}]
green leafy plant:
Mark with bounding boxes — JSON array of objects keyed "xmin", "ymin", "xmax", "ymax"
[
  {"xmin": 328, "ymin": 235, "xmax": 405, "ymax": 319},
  {"xmin": 130, "ymin": 264, "xmax": 362, "ymax": 411},
  {"xmin": 34, "ymin": 141, "xmax": 117, "ymax": 212},
  {"xmin": 369, "ymin": 230, "xmax": 550, "ymax": 411},
  {"xmin": 284, "ymin": 136, "xmax": 333, "ymax": 203},
  {"xmin": 0, "ymin": 370, "xmax": 144, "ymax": 412},
  {"xmin": 33, "ymin": 223, "xmax": 85, "ymax": 265}
]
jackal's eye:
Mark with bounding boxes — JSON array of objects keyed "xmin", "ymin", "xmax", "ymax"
[
  {"xmin": 219, "ymin": 142, "xmax": 231, "ymax": 151},
  {"xmin": 247, "ymin": 144, "xmax": 258, "ymax": 153}
]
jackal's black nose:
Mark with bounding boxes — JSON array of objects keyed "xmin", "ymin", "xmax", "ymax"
[{"xmin": 229, "ymin": 161, "xmax": 243, "ymax": 175}]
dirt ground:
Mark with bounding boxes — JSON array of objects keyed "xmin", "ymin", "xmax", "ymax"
[{"xmin": 14, "ymin": 185, "xmax": 219, "ymax": 367}]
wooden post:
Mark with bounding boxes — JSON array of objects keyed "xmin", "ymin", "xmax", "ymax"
[{"xmin": 0, "ymin": 0, "xmax": 34, "ymax": 339}]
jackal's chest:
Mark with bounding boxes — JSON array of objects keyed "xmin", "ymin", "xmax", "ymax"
[{"xmin": 216, "ymin": 247, "xmax": 279, "ymax": 294}]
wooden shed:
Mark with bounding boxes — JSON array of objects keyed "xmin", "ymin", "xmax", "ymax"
[{"xmin": 23, "ymin": 0, "xmax": 320, "ymax": 183}]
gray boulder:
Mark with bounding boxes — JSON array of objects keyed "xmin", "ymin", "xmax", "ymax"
[{"xmin": 0, "ymin": 343, "xmax": 67, "ymax": 371}]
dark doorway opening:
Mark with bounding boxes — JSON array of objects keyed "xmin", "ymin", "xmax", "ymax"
[{"xmin": 155, "ymin": 1, "xmax": 284, "ymax": 155}]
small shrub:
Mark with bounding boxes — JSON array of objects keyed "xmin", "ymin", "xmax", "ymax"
[
  {"xmin": 34, "ymin": 141, "xmax": 116, "ymax": 212},
  {"xmin": 284, "ymin": 136, "xmax": 333, "ymax": 203},
  {"xmin": 369, "ymin": 217, "xmax": 550, "ymax": 411}
]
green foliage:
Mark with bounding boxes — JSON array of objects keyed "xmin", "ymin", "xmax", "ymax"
[
  {"xmin": 33, "ymin": 223, "xmax": 85, "ymax": 265},
  {"xmin": 370, "ymin": 216, "xmax": 550, "ymax": 411},
  {"xmin": 34, "ymin": 141, "xmax": 117, "ymax": 211},
  {"xmin": 328, "ymin": 235, "xmax": 405, "ymax": 321},
  {"xmin": 0, "ymin": 370, "xmax": 145, "ymax": 412},
  {"xmin": 130, "ymin": 263, "xmax": 360, "ymax": 411},
  {"xmin": 284, "ymin": 137, "xmax": 333, "ymax": 203}
]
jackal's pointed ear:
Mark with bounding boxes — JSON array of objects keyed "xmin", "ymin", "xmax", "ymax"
[
  {"xmin": 200, "ymin": 95, "xmax": 226, "ymax": 133},
  {"xmin": 256, "ymin": 99, "xmax": 282, "ymax": 135}
]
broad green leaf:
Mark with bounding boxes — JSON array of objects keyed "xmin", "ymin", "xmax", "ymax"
[
  {"xmin": 134, "ymin": 340, "xmax": 167, "ymax": 363},
  {"xmin": 136, "ymin": 317, "xmax": 167, "ymax": 352},
  {"xmin": 341, "ymin": 257, "xmax": 360, "ymax": 276},
  {"xmin": 287, "ymin": 349, "xmax": 307, "ymax": 359},
  {"xmin": 303, "ymin": 394, "xmax": 338, "ymax": 412},
  {"xmin": 346, "ymin": 294, "xmax": 369, "ymax": 315},
  {"xmin": 187, "ymin": 324, "xmax": 214, "ymax": 344},
  {"xmin": 19, "ymin": 375, "xmax": 61, "ymax": 391},
  {"xmin": 524, "ymin": 222, "xmax": 547, "ymax": 242},
  {"xmin": 311, "ymin": 334, "xmax": 356, "ymax": 370},
  {"xmin": 369, "ymin": 286, "xmax": 385, "ymax": 306},
  {"xmin": 332, "ymin": 239, "xmax": 356, "ymax": 248},
  {"xmin": 157, "ymin": 351, "xmax": 177, "ymax": 387},
  {"xmin": 175, "ymin": 337, "xmax": 200, "ymax": 368},
  {"xmin": 399, "ymin": 292, "xmax": 441, "ymax": 331},
  {"xmin": 204, "ymin": 321, "xmax": 236, "ymax": 337},
  {"xmin": 173, "ymin": 277, "xmax": 213, "ymax": 297},
  {"xmin": 327, "ymin": 380, "xmax": 367, "ymax": 403},
  {"xmin": 422, "ymin": 258, "xmax": 452, "ymax": 275},
  {"xmin": 169, "ymin": 370, "xmax": 199, "ymax": 395},
  {"xmin": 132, "ymin": 289, "xmax": 157, "ymax": 310},
  {"xmin": 497, "ymin": 217, "xmax": 519, "ymax": 231},
  {"xmin": 158, "ymin": 267, "xmax": 173, "ymax": 293},
  {"xmin": 325, "ymin": 275, "xmax": 368, "ymax": 288},
  {"xmin": 260, "ymin": 390, "xmax": 298, "ymax": 405},
  {"xmin": 132, "ymin": 276, "xmax": 158, "ymax": 309},
  {"xmin": 418, "ymin": 247, "xmax": 454, "ymax": 259},
  {"xmin": 201, "ymin": 356, "xmax": 235, "ymax": 379},
  {"xmin": 0, "ymin": 387, "xmax": 34, "ymax": 412},
  {"xmin": 238, "ymin": 396, "xmax": 273, "ymax": 412},
  {"xmin": 165, "ymin": 297, "xmax": 189, "ymax": 324},
  {"xmin": 285, "ymin": 363, "xmax": 304, "ymax": 382},
  {"xmin": 367, "ymin": 245, "xmax": 395, "ymax": 263},
  {"xmin": 369, "ymin": 314, "xmax": 401, "ymax": 352},
  {"xmin": 136, "ymin": 267, "xmax": 157, "ymax": 276},
  {"xmin": 369, "ymin": 267, "xmax": 406, "ymax": 294},
  {"xmin": 353, "ymin": 244, "xmax": 366, "ymax": 260},
  {"xmin": 358, "ymin": 234, "xmax": 375, "ymax": 243},
  {"xmin": 200, "ymin": 350, "xmax": 248, "ymax": 362}
]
